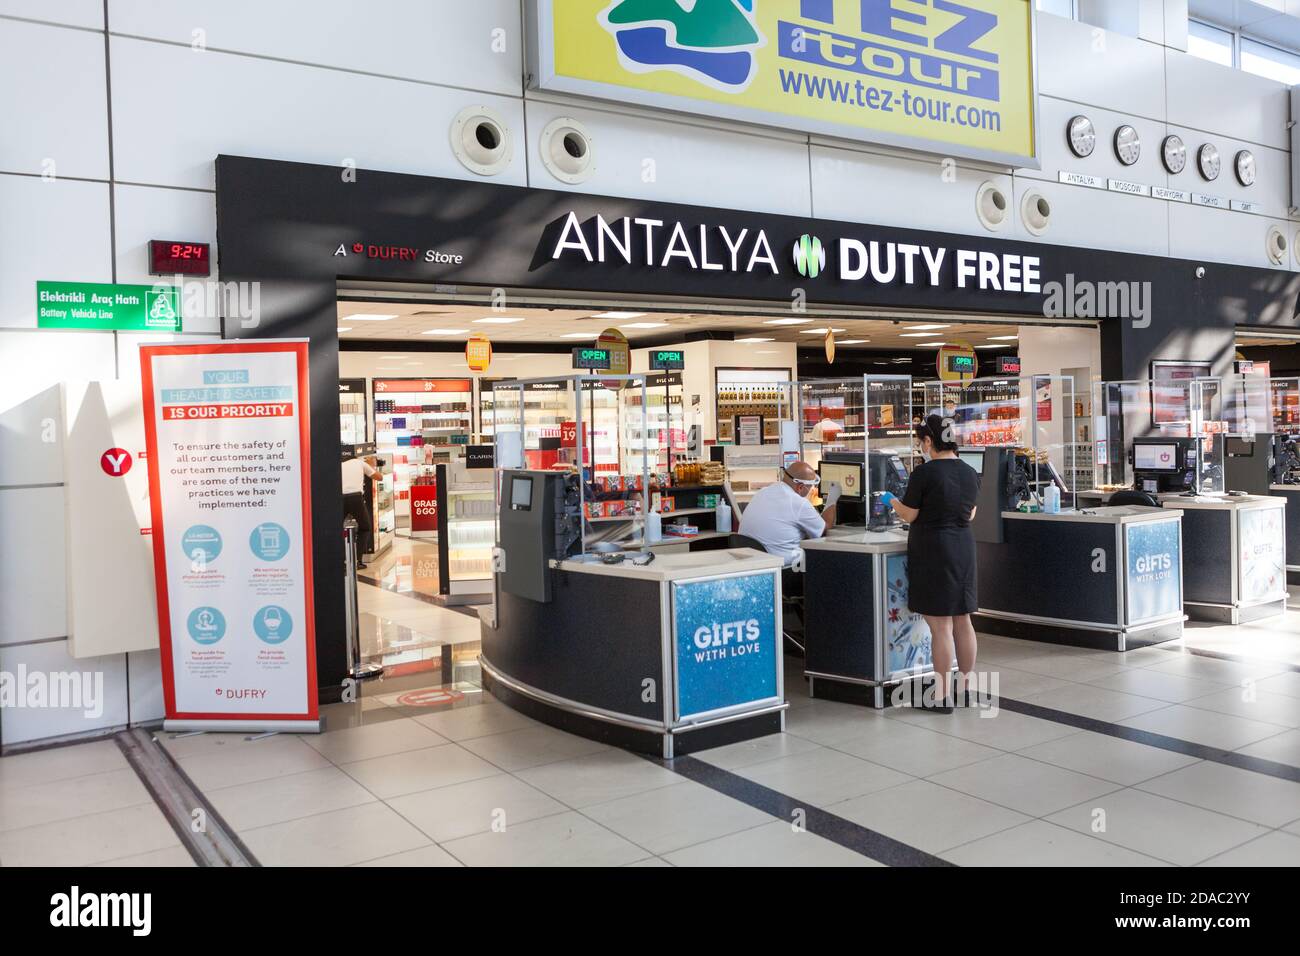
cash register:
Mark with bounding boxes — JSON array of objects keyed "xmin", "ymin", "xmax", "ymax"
[
  {"xmin": 1131, "ymin": 437, "xmax": 1200, "ymax": 494},
  {"xmin": 817, "ymin": 451, "xmax": 909, "ymax": 529}
]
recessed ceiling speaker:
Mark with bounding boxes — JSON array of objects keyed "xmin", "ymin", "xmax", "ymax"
[
  {"xmin": 975, "ymin": 181, "xmax": 1008, "ymax": 231},
  {"xmin": 540, "ymin": 117, "xmax": 595, "ymax": 184},
  {"xmin": 451, "ymin": 105, "xmax": 513, "ymax": 176},
  {"xmin": 1266, "ymin": 226, "xmax": 1287, "ymax": 265},
  {"xmin": 1021, "ymin": 190, "xmax": 1051, "ymax": 236}
]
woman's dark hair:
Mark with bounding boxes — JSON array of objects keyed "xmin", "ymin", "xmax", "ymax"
[{"xmin": 915, "ymin": 414, "xmax": 958, "ymax": 452}]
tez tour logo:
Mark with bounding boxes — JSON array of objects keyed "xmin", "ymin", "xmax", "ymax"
[
  {"xmin": 792, "ymin": 234, "xmax": 825, "ymax": 278},
  {"xmin": 599, "ymin": 0, "xmax": 765, "ymax": 91}
]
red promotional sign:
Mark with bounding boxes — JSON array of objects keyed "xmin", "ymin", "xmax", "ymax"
[
  {"xmin": 100, "ymin": 448, "xmax": 133, "ymax": 476},
  {"xmin": 560, "ymin": 421, "xmax": 577, "ymax": 447},
  {"xmin": 139, "ymin": 340, "xmax": 319, "ymax": 731},
  {"xmin": 372, "ymin": 379, "xmax": 471, "ymax": 394},
  {"xmin": 410, "ymin": 483, "xmax": 439, "ymax": 532}
]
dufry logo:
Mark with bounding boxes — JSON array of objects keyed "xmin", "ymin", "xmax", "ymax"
[{"xmin": 792, "ymin": 233, "xmax": 825, "ymax": 278}]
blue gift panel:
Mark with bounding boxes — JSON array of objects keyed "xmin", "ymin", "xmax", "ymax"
[
  {"xmin": 673, "ymin": 572, "xmax": 778, "ymax": 719},
  {"xmin": 1125, "ymin": 519, "xmax": 1182, "ymax": 623},
  {"xmin": 885, "ymin": 553, "xmax": 932, "ymax": 677}
]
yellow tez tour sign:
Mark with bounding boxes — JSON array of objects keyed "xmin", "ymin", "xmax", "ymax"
[{"xmin": 534, "ymin": 0, "xmax": 1037, "ymax": 167}]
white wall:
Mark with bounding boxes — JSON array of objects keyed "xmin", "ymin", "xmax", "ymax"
[{"xmin": 3, "ymin": 0, "xmax": 1298, "ymax": 744}]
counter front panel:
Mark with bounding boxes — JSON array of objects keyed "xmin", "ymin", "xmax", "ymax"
[
  {"xmin": 1177, "ymin": 509, "xmax": 1234, "ymax": 606},
  {"xmin": 488, "ymin": 572, "xmax": 664, "ymax": 722},
  {"xmin": 978, "ymin": 519, "xmax": 1120, "ymax": 626}
]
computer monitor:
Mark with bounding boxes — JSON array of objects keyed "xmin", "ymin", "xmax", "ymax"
[
  {"xmin": 509, "ymin": 474, "xmax": 534, "ymax": 510},
  {"xmin": 1133, "ymin": 442, "xmax": 1179, "ymax": 472},
  {"xmin": 818, "ymin": 461, "xmax": 864, "ymax": 500},
  {"xmin": 958, "ymin": 450, "xmax": 984, "ymax": 474}
]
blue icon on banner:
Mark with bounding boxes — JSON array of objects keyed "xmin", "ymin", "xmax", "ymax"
[
  {"xmin": 182, "ymin": 524, "xmax": 223, "ymax": 564},
  {"xmin": 249, "ymin": 522, "xmax": 290, "ymax": 562},
  {"xmin": 254, "ymin": 605, "xmax": 292, "ymax": 644},
  {"xmin": 186, "ymin": 606, "xmax": 226, "ymax": 644}
]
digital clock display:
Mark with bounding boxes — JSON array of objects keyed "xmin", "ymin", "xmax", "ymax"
[
  {"xmin": 149, "ymin": 240, "xmax": 211, "ymax": 277},
  {"xmin": 572, "ymin": 347, "xmax": 611, "ymax": 370},
  {"xmin": 649, "ymin": 350, "xmax": 685, "ymax": 370}
]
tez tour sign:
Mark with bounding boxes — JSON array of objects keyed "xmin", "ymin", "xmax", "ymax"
[
  {"xmin": 534, "ymin": 0, "xmax": 1039, "ymax": 167},
  {"xmin": 140, "ymin": 340, "xmax": 319, "ymax": 732}
]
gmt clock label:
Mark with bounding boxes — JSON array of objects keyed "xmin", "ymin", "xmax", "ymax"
[{"xmin": 37, "ymin": 280, "xmax": 182, "ymax": 332}]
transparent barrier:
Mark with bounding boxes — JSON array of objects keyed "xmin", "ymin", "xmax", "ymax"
[
  {"xmin": 718, "ymin": 378, "xmax": 798, "ymax": 506},
  {"xmin": 1092, "ymin": 378, "xmax": 1223, "ymax": 495},
  {"xmin": 491, "ymin": 375, "xmax": 651, "ymax": 558},
  {"xmin": 926, "ymin": 375, "xmax": 1076, "ymax": 509}
]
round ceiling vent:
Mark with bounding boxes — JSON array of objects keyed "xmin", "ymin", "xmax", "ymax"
[
  {"xmin": 450, "ymin": 105, "xmax": 513, "ymax": 177},
  {"xmin": 1266, "ymin": 226, "xmax": 1287, "ymax": 266},
  {"xmin": 1021, "ymin": 190, "xmax": 1052, "ymax": 236},
  {"xmin": 975, "ymin": 181, "xmax": 1009, "ymax": 231},
  {"xmin": 540, "ymin": 117, "xmax": 595, "ymax": 184}
]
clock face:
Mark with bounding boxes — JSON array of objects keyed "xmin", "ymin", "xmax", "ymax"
[
  {"xmin": 1198, "ymin": 143, "xmax": 1221, "ymax": 181},
  {"xmin": 1161, "ymin": 135, "xmax": 1186, "ymax": 175},
  {"xmin": 1113, "ymin": 125, "xmax": 1141, "ymax": 166},
  {"xmin": 1235, "ymin": 149, "xmax": 1256, "ymax": 186},
  {"xmin": 1067, "ymin": 115, "xmax": 1095, "ymax": 158}
]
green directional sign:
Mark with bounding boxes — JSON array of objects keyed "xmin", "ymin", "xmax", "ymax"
[{"xmin": 37, "ymin": 280, "xmax": 182, "ymax": 332}]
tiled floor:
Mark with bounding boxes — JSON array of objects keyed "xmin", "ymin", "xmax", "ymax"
[{"xmin": 2, "ymin": 581, "xmax": 1299, "ymax": 867}]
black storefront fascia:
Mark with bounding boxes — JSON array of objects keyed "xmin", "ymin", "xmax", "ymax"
[{"xmin": 214, "ymin": 154, "xmax": 1300, "ymax": 698}]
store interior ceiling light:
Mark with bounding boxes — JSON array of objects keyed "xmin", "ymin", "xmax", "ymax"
[
  {"xmin": 799, "ymin": 327, "xmax": 846, "ymax": 334},
  {"xmin": 334, "ymin": 300, "xmax": 1035, "ymax": 348},
  {"xmin": 903, "ymin": 324, "xmax": 950, "ymax": 330},
  {"xmin": 341, "ymin": 313, "xmax": 398, "ymax": 321},
  {"xmin": 736, "ymin": 337, "xmax": 774, "ymax": 343},
  {"xmin": 590, "ymin": 311, "xmax": 645, "ymax": 319},
  {"xmin": 974, "ymin": 344, "xmax": 1007, "ymax": 349},
  {"xmin": 337, "ymin": 327, "xmax": 352, "ymax": 333},
  {"xmin": 764, "ymin": 318, "xmax": 813, "ymax": 325},
  {"xmin": 473, "ymin": 316, "xmax": 525, "ymax": 324},
  {"xmin": 988, "ymin": 335, "xmax": 1019, "ymax": 340},
  {"xmin": 837, "ymin": 339, "xmax": 869, "ymax": 344},
  {"xmin": 900, "ymin": 331, "xmax": 944, "ymax": 337},
  {"xmin": 421, "ymin": 328, "xmax": 470, "ymax": 335}
]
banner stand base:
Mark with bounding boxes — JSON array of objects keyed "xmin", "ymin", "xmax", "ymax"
[{"xmin": 163, "ymin": 719, "xmax": 322, "ymax": 735}]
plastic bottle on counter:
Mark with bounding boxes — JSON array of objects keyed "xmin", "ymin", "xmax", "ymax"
[
  {"xmin": 1044, "ymin": 483, "xmax": 1061, "ymax": 514},
  {"xmin": 716, "ymin": 497, "xmax": 732, "ymax": 534},
  {"xmin": 645, "ymin": 507, "xmax": 663, "ymax": 544}
]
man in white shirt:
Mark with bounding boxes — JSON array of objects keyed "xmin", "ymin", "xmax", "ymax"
[
  {"xmin": 342, "ymin": 455, "xmax": 380, "ymax": 568},
  {"xmin": 738, "ymin": 460, "xmax": 839, "ymax": 568}
]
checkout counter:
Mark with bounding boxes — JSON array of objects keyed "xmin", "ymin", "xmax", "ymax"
[
  {"xmin": 479, "ymin": 469, "xmax": 786, "ymax": 758},
  {"xmin": 1080, "ymin": 435, "xmax": 1287, "ymax": 623}
]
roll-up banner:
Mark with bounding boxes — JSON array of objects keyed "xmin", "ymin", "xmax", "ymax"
[{"xmin": 140, "ymin": 340, "xmax": 320, "ymax": 732}]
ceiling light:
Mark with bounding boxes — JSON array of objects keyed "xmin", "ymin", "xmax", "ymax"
[
  {"xmin": 904, "ymin": 324, "xmax": 950, "ymax": 331},
  {"xmin": 341, "ymin": 313, "xmax": 398, "ymax": 322},
  {"xmin": 900, "ymin": 332, "xmax": 944, "ymax": 337},
  {"xmin": 561, "ymin": 332, "xmax": 598, "ymax": 339},
  {"xmin": 590, "ymin": 311, "xmax": 646, "ymax": 320},
  {"xmin": 736, "ymin": 337, "xmax": 775, "ymax": 343},
  {"xmin": 619, "ymin": 322, "xmax": 669, "ymax": 329},
  {"xmin": 336, "ymin": 327, "xmax": 352, "ymax": 333},
  {"xmin": 421, "ymin": 328, "xmax": 469, "ymax": 335},
  {"xmin": 838, "ymin": 339, "xmax": 869, "ymax": 345},
  {"xmin": 473, "ymin": 317, "xmax": 525, "ymax": 324},
  {"xmin": 988, "ymin": 335, "xmax": 1019, "ymax": 340},
  {"xmin": 799, "ymin": 327, "xmax": 846, "ymax": 334},
  {"xmin": 974, "ymin": 344, "xmax": 1007, "ymax": 349},
  {"xmin": 764, "ymin": 318, "xmax": 812, "ymax": 326}
]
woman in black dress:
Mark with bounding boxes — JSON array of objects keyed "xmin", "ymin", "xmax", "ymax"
[{"xmin": 884, "ymin": 415, "xmax": 980, "ymax": 712}]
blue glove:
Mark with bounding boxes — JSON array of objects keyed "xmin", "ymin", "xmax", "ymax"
[{"xmin": 880, "ymin": 491, "xmax": 896, "ymax": 506}]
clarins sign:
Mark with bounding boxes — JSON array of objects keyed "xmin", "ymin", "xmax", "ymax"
[{"xmin": 549, "ymin": 210, "xmax": 1043, "ymax": 294}]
